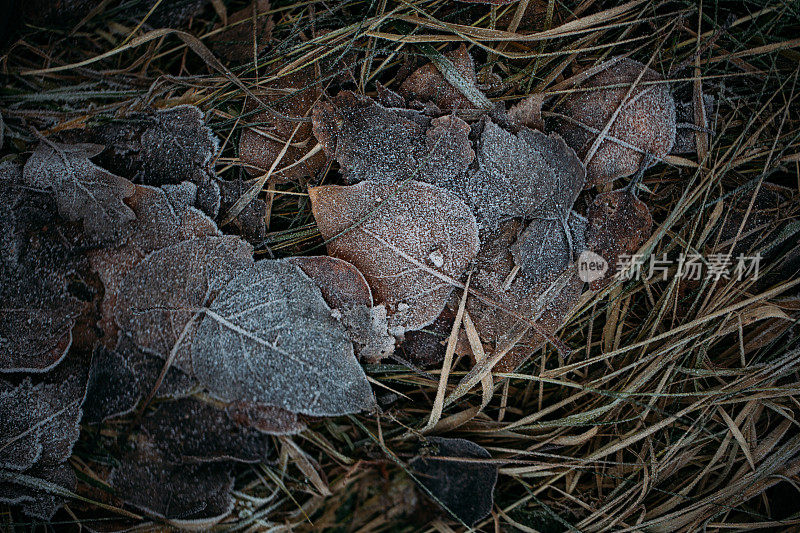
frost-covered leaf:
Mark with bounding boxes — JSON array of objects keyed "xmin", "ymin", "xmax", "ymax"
[
  {"xmin": 84, "ymin": 337, "xmax": 196, "ymax": 423},
  {"xmin": 409, "ymin": 437, "xmax": 498, "ymax": 526},
  {"xmin": 285, "ymin": 255, "xmax": 373, "ymax": 309},
  {"xmin": 507, "ymin": 93, "xmax": 544, "ymax": 132},
  {"xmin": 218, "ymin": 177, "xmax": 268, "ymax": 243},
  {"xmin": 89, "ymin": 184, "xmax": 220, "ymax": 344},
  {"xmin": 553, "ymin": 57, "xmax": 676, "ymax": 187},
  {"xmin": 400, "ymin": 307, "xmax": 455, "ymax": 368},
  {"xmin": 23, "ymin": 141, "xmax": 135, "ymax": 243},
  {"xmin": 87, "ymin": 105, "xmax": 221, "ymax": 216},
  {"xmin": 141, "ymin": 398, "xmax": 271, "ymax": 464},
  {"xmin": 399, "ymin": 44, "xmax": 479, "ymax": 112},
  {"xmin": 673, "ymin": 95, "xmax": 715, "ymax": 154},
  {"xmin": 110, "ymin": 445, "xmax": 234, "ymax": 526},
  {"xmin": 115, "ymin": 236, "xmax": 254, "ymax": 368},
  {"xmin": 210, "ymin": 0, "xmax": 273, "ymax": 63},
  {"xmin": 462, "ymin": 119, "xmax": 585, "ymax": 228},
  {"xmin": 585, "ymin": 188, "xmax": 653, "ymax": 289},
  {"xmin": 239, "ymin": 68, "xmax": 326, "ymax": 182},
  {"xmin": 310, "ymin": 180, "xmax": 480, "ymax": 331},
  {"xmin": 225, "ymin": 402, "xmax": 306, "ymax": 435},
  {"xmin": 312, "ymin": 91, "xmax": 472, "ymax": 186},
  {"xmin": 510, "ymin": 211, "xmax": 586, "ymax": 283},
  {"xmin": 191, "ymin": 259, "xmax": 375, "ymax": 416},
  {"xmin": 0, "ymin": 463, "xmax": 76, "ymax": 521},
  {"xmin": 1, "ymin": 164, "xmax": 83, "ymax": 372},
  {"xmin": 337, "ymin": 304, "xmax": 396, "ymax": 363},
  {"xmin": 467, "ymin": 220, "xmax": 584, "ymax": 371}
]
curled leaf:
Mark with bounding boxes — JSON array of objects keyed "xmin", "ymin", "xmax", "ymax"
[
  {"xmin": 553, "ymin": 58, "xmax": 676, "ymax": 187},
  {"xmin": 585, "ymin": 188, "xmax": 653, "ymax": 289},
  {"xmin": 310, "ymin": 180, "xmax": 480, "ymax": 331},
  {"xmin": 399, "ymin": 44, "xmax": 479, "ymax": 112},
  {"xmin": 191, "ymin": 259, "xmax": 375, "ymax": 416},
  {"xmin": 409, "ymin": 437, "xmax": 498, "ymax": 526},
  {"xmin": 23, "ymin": 141, "xmax": 135, "ymax": 244}
]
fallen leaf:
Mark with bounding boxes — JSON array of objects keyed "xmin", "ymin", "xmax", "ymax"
[
  {"xmin": 672, "ymin": 94, "xmax": 715, "ymax": 154},
  {"xmin": 225, "ymin": 402, "xmax": 307, "ymax": 435},
  {"xmin": 87, "ymin": 105, "xmax": 221, "ymax": 217},
  {"xmin": 585, "ymin": 188, "xmax": 653, "ymax": 289},
  {"xmin": 191, "ymin": 259, "xmax": 375, "ymax": 416},
  {"xmin": 1, "ymin": 163, "xmax": 83, "ymax": 373},
  {"xmin": 553, "ymin": 58, "xmax": 676, "ymax": 187},
  {"xmin": 399, "ymin": 307, "xmax": 456, "ymax": 368},
  {"xmin": 217, "ymin": 177, "xmax": 268, "ymax": 243},
  {"xmin": 0, "ymin": 463, "xmax": 76, "ymax": 521},
  {"xmin": 210, "ymin": 0, "xmax": 273, "ymax": 63},
  {"xmin": 115, "ymin": 235, "xmax": 254, "ymax": 369},
  {"xmin": 238, "ymin": 69, "xmax": 326, "ymax": 182},
  {"xmin": 409, "ymin": 437, "xmax": 498, "ymax": 526},
  {"xmin": 141, "ymin": 398, "xmax": 272, "ymax": 464},
  {"xmin": 89, "ymin": 183, "xmax": 220, "ymax": 345},
  {"xmin": 110, "ymin": 446, "xmax": 234, "ymax": 527},
  {"xmin": 310, "ymin": 180, "xmax": 480, "ymax": 331},
  {"xmin": 510, "ymin": 211, "xmax": 587, "ymax": 283},
  {"xmin": 507, "ymin": 93, "xmax": 545, "ymax": 132},
  {"xmin": 463, "ymin": 119, "xmax": 585, "ymax": 229},
  {"xmin": 399, "ymin": 44, "xmax": 479, "ymax": 111},
  {"xmin": 285, "ymin": 255, "xmax": 373, "ymax": 309},
  {"xmin": 23, "ymin": 141, "xmax": 136, "ymax": 244},
  {"xmin": 337, "ymin": 304, "xmax": 396, "ymax": 363},
  {"xmin": 312, "ymin": 91, "xmax": 472, "ymax": 186},
  {"xmin": 467, "ymin": 219, "xmax": 584, "ymax": 371}
]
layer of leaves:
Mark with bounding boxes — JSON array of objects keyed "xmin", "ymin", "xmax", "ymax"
[
  {"xmin": 398, "ymin": 44, "xmax": 478, "ymax": 111},
  {"xmin": 310, "ymin": 179, "xmax": 480, "ymax": 331}
]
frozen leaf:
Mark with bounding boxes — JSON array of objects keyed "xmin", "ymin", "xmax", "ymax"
[
  {"xmin": 338, "ymin": 304, "xmax": 396, "ymax": 363},
  {"xmin": 84, "ymin": 337, "xmax": 196, "ymax": 423},
  {"xmin": 400, "ymin": 307, "xmax": 455, "ymax": 368},
  {"xmin": 239, "ymin": 69, "xmax": 326, "ymax": 182},
  {"xmin": 467, "ymin": 220, "xmax": 584, "ymax": 371},
  {"xmin": 191, "ymin": 259, "xmax": 375, "ymax": 416},
  {"xmin": 462, "ymin": 119, "xmax": 585, "ymax": 229},
  {"xmin": 115, "ymin": 236, "xmax": 254, "ymax": 368},
  {"xmin": 409, "ymin": 437, "xmax": 498, "ymax": 526},
  {"xmin": 553, "ymin": 58, "xmax": 676, "ymax": 187},
  {"xmin": 87, "ymin": 105, "xmax": 221, "ymax": 217},
  {"xmin": 225, "ymin": 402, "xmax": 306, "ymax": 435},
  {"xmin": 89, "ymin": 184, "xmax": 220, "ymax": 344},
  {"xmin": 1, "ymin": 165, "xmax": 83, "ymax": 372},
  {"xmin": 507, "ymin": 93, "xmax": 544, "ymax": 132},
  {"xmin": 0, "ymin": 463, "xmax": 76, "ymax": 521},
  {"xmin": 312, "ymin": 91, "xmax": 472, "ymax": 186},
  {"xmin": 673, "ymin": 95, "xmax": 715, "ymax": 154},
  {"xmin": 510, "ymin": 211, "xmax": 587, "ymax": 283},
  {"xmin": 210, "ymin": 0, "xmax": 273, "ymax": 63},
  {"xmin": 585, "ymin": 188, "xmax": 653, "ymax": 289},
  {"xmin": 110, "ymin": 445, "xmax": 234, "ymax": 526},
  {"xmin": 310, "ymin": 180, "xmax": 480, "ymax": 331},
  {"xmin": 218, "ymin": 177, "xmax": 268, "ymax": 243},
  {"xmin": 399, "ymin": 44, "xmax": 479, "ymax": 112},
  {"xmin": 285, "ymin": 255, "xmax": 373, "ymax": 309},
  {"xmin": 23, "ymin": 141, "xmax": 136, "ymax": 243},
  {"xmin": 141, "ymin": 398, "xmax": 271, "ymax": 464}
]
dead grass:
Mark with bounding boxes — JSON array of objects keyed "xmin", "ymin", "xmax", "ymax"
[{"xmin": 2, "ymin": 0, "xmax": 800, "ymax": 531}]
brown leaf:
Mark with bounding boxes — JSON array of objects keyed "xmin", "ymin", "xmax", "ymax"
[
  {"xmin": 585, "ymin": 188, "xmax": 653, "ymax": 289},
  {"xmin": 285, "ymin": 255, "xmax": 373, "ymax": 309},
  {"xmin": 217, "ymin": 177, "xmax": 268, "ymax": 243},
  {"xmin": 409, "ymin": 437, "xmax": 498, "ymax": 526},
  {"xmin": 238, "ymin": 69, "xmax": 326, "ymax": 182},
  {"xmin": 88, "ymin": 183, "xmax": 219, "ymax": 346},
  {"xmin": 210, "ymin": 0, "xmax": 273, "ymax": 63},
  {"xmin": 225, "ymin": 402, "xmax": 306, "ymax": 435},
  {"xmin": 399, "ymin": 44, "xmax": 478, "ymax": 111},
  {"xmin": 553, "ymin": 58, "xmax": 676, "ymax": 187},
  {"xmin": 467, "ymin": 220, "xmax": 584, "ymax": 371},
  {"xmin": 310, "ymin": 180, "xmax": 480, "ymax": 332},
  {"xmin": 399, "ymin": 307, "xmax": 456, "ymax": 368},
  {"xmin": 23, "ymin": 141, "xmax": 136, "ymax": 244},
  {"xmin": 507, "ymin": 93, "xmax": 544, "ymax": 132}
]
